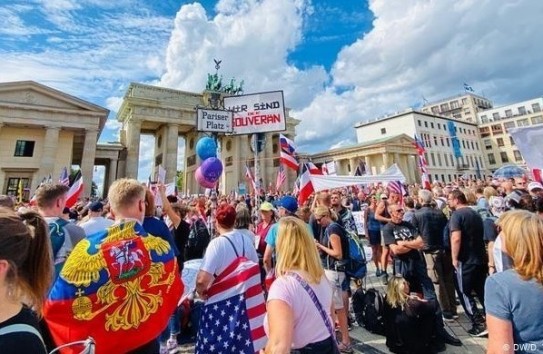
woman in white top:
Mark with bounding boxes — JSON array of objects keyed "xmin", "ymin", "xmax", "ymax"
[{"xmin": 263, "ymin": 217, "xmax": 336, "ymax": 354}]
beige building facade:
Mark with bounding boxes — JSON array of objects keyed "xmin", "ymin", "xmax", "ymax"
[
  {"xmin": 354, "ymin": 110, "xmax": 487, "ymax": 183},
  {"xmin": 421, "ymin": 93, "xmax": 493, "ymax": 123},
  {"xmin": 309, "ymin": 134, "xmax": 420, "ymax": 184},
  {"xmin": 0, "ymin": 81, "xmax": 115, "ymax": 199},
  {"xmin": 477, "ymin": 97, "xmax": 543, "ymax": 172}
]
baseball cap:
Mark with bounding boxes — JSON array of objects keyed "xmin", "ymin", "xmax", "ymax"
[
  {"xmin": 528, "ymin": 182, "xmax": 543, "ymax": 192},
  {"xmin": 89, "ymin": 201, "xmax": 104, "ymax": 212},
  {"xmin": 259, "ymin": 202, "xmax": 274, "ymax": 212},
  {"xmin": 380, "ymin": 194, "xmax": 388, "ymax": 200},
  {"xmin": 277, "ymin": 195, "xmax": 298, "ymax": 214}
]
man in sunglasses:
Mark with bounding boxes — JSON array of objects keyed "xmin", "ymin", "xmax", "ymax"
[{"xmin": 382, "ymin": 204, "xmax": 462, "ymax": 349}]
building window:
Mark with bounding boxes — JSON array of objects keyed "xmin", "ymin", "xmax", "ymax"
[
  {"xmin": 440, "ymin": 137, "xmax": 444, "ymax": 146},
  {"xmin": 492, "ymin": 112, "xmax": 500, "ymax": 120},
  {"xmin": 450, "ymin": 154, "xmax": 455, "ymax": 166},
  {"xmin": 518, "ymin": 106, "xmax": 526, "ymax": 115},
  {"xmin": 443, "ymin": 124, "xmax": 447, "ymax": 131},
  {"xmin": 433, "ymin": 136, "xmax": 438, "ymax": 146},
  {"xmin": 517, "ymin": 118, "xmax": 529, "ymax": 127},
  {"xmin": 484, "ymin": 139, "xmax": 492, "ymax": 150},
  {"xmin": 470, "ymin": 141, "xmax": 475, "ymax": 150},
  {"xmin": 479, "ymin": 156, "xmax": 483, "ymax": 168},
  {"xmin": 437, "ymin": 153, "xmax": 442, "ymax": 166},
  {"xmin": 500, "ymin": 152, "xmax": 509, "ymax": 163},
  {"xmin": 14, "ymin": 140, "xmax": 35, "ymax": 157},
  {"xmin": 488, "ymin": 153, "xmax": 496, "ymax": 165},
  {"xmin": 424, "ymin": 121, "xmax": 428, "ymax": 128},
  {"xmin": 380, "ymin": 128, "xmax": 387, "ymax": 135},
  {"xmin": 430, "ymin": 153, "xmax": 435, "ymax": 166},
  {"xmin": 462, "ymin": 140, "xmax": 466, "ymax": 149},
  {"xmin": 451, "ymin": 101, "xmax": 459, "ymax": 109},
  {"xmin": 475, "ymin": 142, "xmax": 479, "ymax": 150},
  {"xmin": 431, "ymin": 122, "xmax": 434, "ymax": 129},
  {"xmin": 462, "ymin": 98, "xmax": 468, "ymax": 105},
  {"xmin": 531, "ymin": 116, "xmax": 543, "ymax": 124},
  {"xmin": 418, "ymin": 120, "xmax": 421, "ymax": 126},
  {"xmin": 431, "ymin": 106, "xmax": 439, "ymax": 114},
  {"xmin": 491, "ymin": 124, "xmax": 503, "ymax": 135},
  {"xmin": 513, "ymin": 150, "xmax": 523, "ymax": 162},
  {"xmin": 440, "ymin": 103, "xmax": 449, "ymax": 112},
  {"xmin": 497, "ymin": 138, "xmax": 504, "ymax": 147},
  {"xmin": 446, "ymin": 138, "xmax": 450, "ymax": 147},
  {"xmin": 532, "ymin": 103, "xmax": 541, "ymax": 112},
  {"xmin": 481, "ymin": 115, "xmax": 488, "ymax": 123},
  {"xmin": 504, "ymin": 121, "xmax": 516, "ymax": 130},
  {"xmin": 505, "ymin": 109, "xmax": 512, "ymax": 117},
  {"xmin": 5, "ymin": 178, "xmax": 30, "ymax": 200},
  {"xmin": 444, "ymin": 154, "xmax": 449, "ymax": 166},
  {"xmin": 480, "ymin": 127, "xmax": 490, "ymax": 138},
  {"xmin": 437, "ymin": 123, "xmax": 441, "ymax": 129}
]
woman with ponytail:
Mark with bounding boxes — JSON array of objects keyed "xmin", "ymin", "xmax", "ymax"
[{"xmin": 0, "ymin": 207, "xmax": 52, "ymax": 353}]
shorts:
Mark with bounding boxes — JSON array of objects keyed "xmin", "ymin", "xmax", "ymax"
[
  {"xmin": 368, "ymin": 229, "xmax": 381, "ymax": 246},
  {"xmin": 324, "ymin": 269, "xmax": 345, "ymax": 310},
  {"xmin": 341, "ymin": 274, "xmax": 351, "ymax": 292}
]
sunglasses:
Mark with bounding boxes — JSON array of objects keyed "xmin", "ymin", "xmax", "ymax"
[{"xmin": 394, "ymin": 209, "xmax": 404, "ymax": 213}]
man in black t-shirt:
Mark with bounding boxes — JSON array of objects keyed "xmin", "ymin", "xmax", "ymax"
[
  {"xmin": 448, "ymin": 189, "xmax": 488, "ymax": 337},
  {"xmin": 383, "ymin": 204, "xmax": 461, "ymax": 348}
]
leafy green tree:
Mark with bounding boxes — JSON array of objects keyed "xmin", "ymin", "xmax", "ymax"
[{"xmin": 176, "ymin": 170, "xmax": 184, "ymax": 193}]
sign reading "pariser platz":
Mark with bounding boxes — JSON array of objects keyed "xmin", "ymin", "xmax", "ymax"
[
  {"xmin": 224, "ymin": 90, "xmax": 286, "ymax": 135},
  {"xmin": 196, "ymin": 108, "xmax": 234, "ymax": 133}
]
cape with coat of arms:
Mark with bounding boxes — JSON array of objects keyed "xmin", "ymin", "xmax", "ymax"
[{"xmin": 44, "ymin": 221, "xmax": 183, "ymax": 354}]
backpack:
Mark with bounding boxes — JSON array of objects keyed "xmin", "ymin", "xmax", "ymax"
[
  {"xmin": 352, "ymin": 287, "xmax": 385, "ymax": 335},
  {"xmin": 470, "ymin": 206, "xmax": 493, "ymax": 221},
  {"xmin": 344, "ymin": 231, "xmax": 367, "ymax": 279},
  {"xmin": 186, "ymin": 219, "xmax": 211, "ymax": 256},
  {"xmin": 328, "ymin": 223, "xmax": 367, "ymax": 279},
  {"xmin": 48, "ymin": 218, "xmax": 70, "ymax": 276}
]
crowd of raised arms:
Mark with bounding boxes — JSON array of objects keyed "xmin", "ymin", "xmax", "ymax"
[{"xmin": 0, "ymin": 175, "xmax": 542, "ymax": 354}]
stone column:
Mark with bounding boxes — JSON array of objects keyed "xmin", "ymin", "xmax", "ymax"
[
  {"xmin": 164, "ymin": 124, "xmax": 179, "ymax": 183},
  {"xmin": 382, "ymin": 153, "xmax": 390, "ymax": 173},
  {"xmin": 125, "ymin": 120, "xmax": 141, "ymax": 179},
  {"xmin": 108, "ymin": 157, "xmax": 118, "ymax": 194},
  {"xmin": 234, "ymin": 135, "xmax": 242, "ymax": 192},
  {"xmin": 349, "ymin": 157, "xmax": 357, "ymax": 175},
  {"xmin": 39, "ymin": 126, "xmax": 60, "ymax": 181},
  {"xmin": 80, "ymin": 128, "xmax": 98, "ymax": 197},
  {"xmin": 264, "ymin": 133, "xmax": 274, "ymax": 190}
]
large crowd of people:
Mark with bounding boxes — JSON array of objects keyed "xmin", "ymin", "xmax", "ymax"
[{"xmin": 0, "ymin": 174, "xmax": 542, "ymax": 354}]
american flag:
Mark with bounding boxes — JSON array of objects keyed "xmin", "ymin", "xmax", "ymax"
[
  {"xmin": 414, "ymin": 134, "xmax": 431, "ymax": 189},
  {"xmin": 279, "ymin": 134, "xmax": 299, "ymax": 171},
  {"xmin": 275, "ymin": 164, "xmax": 286, "ymax": 192},
  {"xmin": 387, "ymin": 180, "xmax": 406, "ymax": 206},
  {"xmin": 196, "ymin": 257, "xmax": 266, "ymax": 354},
  {"xmin": 59, "ymin": 167, "xmax": 70, "ymax": 186}
]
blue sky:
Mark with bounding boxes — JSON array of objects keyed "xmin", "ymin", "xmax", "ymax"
[{"xmin": 1, "ymin": 0, "xmax": 543, "ymax": 190}]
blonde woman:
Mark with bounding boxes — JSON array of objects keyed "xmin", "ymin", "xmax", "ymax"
[
  {"xmin": 313, "ymin": 206, "xmax": 352, "ymax": 353},
  {"xmin": 264, "ymin": 217, "xmax": 336, "ymax": 354},
  {"xmin": 384, "ymin": 275, "xmax": 438, "ymax": 354},
  {"xmin": 485, "ymin": 210, "xmax": 543, "ymax": 354}
]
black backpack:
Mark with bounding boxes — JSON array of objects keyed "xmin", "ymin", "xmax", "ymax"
[
  {"xmin": 352, "ymin": 287, "xmax": 385, "ymax": 335},
  {"xmin": 186, "ymin": 219, "xmax": 211, "ymax": 257}
]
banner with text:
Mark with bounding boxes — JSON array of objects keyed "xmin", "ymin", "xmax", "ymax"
[{"xmin": 224, "ymin": 91, "xmax": 286, "ymax": 135}]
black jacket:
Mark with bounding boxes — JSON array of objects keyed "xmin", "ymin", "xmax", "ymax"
[{"xmin": 411, "ymin": 205, "xmax": 447, "ymax": 252}]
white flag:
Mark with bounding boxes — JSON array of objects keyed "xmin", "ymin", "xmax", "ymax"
[
  {"xmin": 509, "ymin": 125, "xmax": 543, "ymax": 168},
  {"xmin": 157, "ymin": 165, "xmax": 167, "ymax": 184}
]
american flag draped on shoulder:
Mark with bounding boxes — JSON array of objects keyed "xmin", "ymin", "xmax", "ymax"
[
  {"xmin": 196, "ymin": 250, "xmax": 266, "ymax": 354},
  {"xmin": 387, "ymin": 180, "xmax": 407, "ymax": 206}
]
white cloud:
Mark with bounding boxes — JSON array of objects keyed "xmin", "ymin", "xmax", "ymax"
[
  {"xmin": 105, "ymin": 96, "xmax": 123, "ymax": 113},
  {"xmin": 296, "ymin": 0, "xmax": 543, "ymax": 152},
  {"xmin": 159, "ymin": 0, "xmax": 327, "ymax": 110},
  {"xmin": 137, "ymin": 135, "xmax": 155, "ymax": 182}
]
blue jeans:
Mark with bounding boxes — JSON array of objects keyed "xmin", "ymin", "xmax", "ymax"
[{"xmin": 159, "ymin": 307, "xmax": 181, "ymax": 343}]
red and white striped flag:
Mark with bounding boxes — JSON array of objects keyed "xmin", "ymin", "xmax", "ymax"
[
  {"xmin": 65, "ymin": 171, "xmax": 83, "ymax": 208},
  {"xmin": 279, "ymin": 134, "xmax": 299, "ymax": 171},
  {"xmin": 245, "ymin": 164, "xmax": 257, "ymax": 192},
  {"xmin": 275, "ymin": 164, "xmax": 286, "ymax": 192},
  {"xmin": 195, "ymin": 254, "xmax": 266, "ymax": 353},
  {"xmin": 414, "ymin": 134, "xmax": 431, "ymax": 190},
  {"xmin": 307, "ymin": 162, "xmax": 323, "ymax": 175},
  {"xmin": 297, "ymin": 163, "xmax": 314, "ymax": 206}
]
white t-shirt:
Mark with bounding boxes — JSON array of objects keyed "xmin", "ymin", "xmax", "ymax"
[
  {"xmin": 200, "ymin": 230, "xmax": 259, "ymax": 276},
  {"xmin": 79, "ymin": 216, "xmax": 115, "ymax": 236},
  {"xmin": 264, "ymin": 271, "xmax": 333, "ymax": 349}
]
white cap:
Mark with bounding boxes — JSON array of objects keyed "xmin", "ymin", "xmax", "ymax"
[{"xmin": 528, "ymin": 181, "xmax": 543, "ymax": 192}]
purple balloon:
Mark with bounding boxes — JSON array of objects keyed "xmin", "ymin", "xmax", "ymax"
[
  {"xmin": 201, "ymin": 157, "xmax": 223, "ymax": 182},
  {"xmin": 195, "ymin": 167, "xmax": 216, "ymax": 188}
]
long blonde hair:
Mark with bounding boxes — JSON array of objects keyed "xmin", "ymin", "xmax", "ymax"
[
  {"xmin": 385, "ymin": 275, "xmax": 409, "ymax": 310},
  {"xmin": 275, "ymin": 217, "xmax": 324, "ymax": 284},
  {"xmin": 498, "ymin": 210, "xmax": 543, "ymax": 284}
]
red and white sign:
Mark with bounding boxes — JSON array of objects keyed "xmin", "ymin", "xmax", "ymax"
[{"xmin": 224, "ymin": 91, "xmax": 286, "ymax": 135}]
